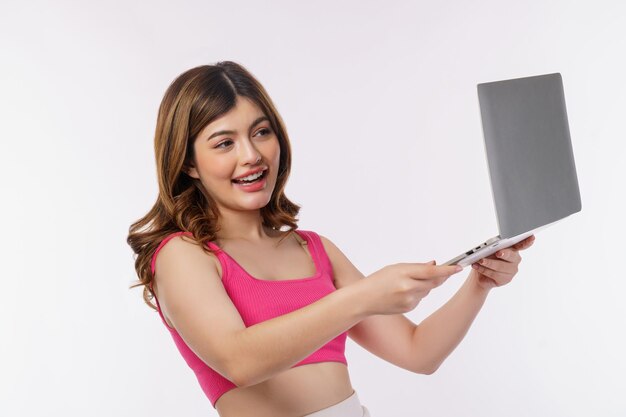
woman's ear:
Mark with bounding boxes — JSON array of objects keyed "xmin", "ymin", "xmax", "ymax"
[{"xmin": 184, "ymin": 161, "xmax": 200, "ymax": 179}]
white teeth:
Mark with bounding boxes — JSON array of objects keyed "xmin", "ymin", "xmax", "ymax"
[{"xmin": 235, "ymin": 170, "xmax": 264, "ymax": 182}]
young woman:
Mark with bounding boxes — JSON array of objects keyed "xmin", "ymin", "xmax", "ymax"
[{"xmin": 127, "ymin": 61, "xmax": 535, "ymax": 417}]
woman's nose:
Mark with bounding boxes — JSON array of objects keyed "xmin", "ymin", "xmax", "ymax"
[{"xmin": 239, "ymin": 139, "xmax": 262, "ymax": 164}]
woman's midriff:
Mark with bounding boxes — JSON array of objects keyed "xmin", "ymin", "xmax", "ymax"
[{"xmin": 215, "ymin": 361, "xmax": 354, "ymax": 417}]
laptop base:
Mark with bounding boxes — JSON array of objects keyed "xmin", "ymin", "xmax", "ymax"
[{"xmin": 442, "ymin": 232, "xmax": 534, "ymax": 268}]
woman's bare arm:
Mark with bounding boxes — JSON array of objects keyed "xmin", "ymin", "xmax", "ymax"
[
  {"xmin": 409, "ymin": 271, "xmax": 490, "ymax": 373},
  {"xmin": 153, "ymin": 235, "xmax": 368, "ymax": 387}
]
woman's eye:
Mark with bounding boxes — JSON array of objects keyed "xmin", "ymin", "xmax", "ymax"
[
  {"xmin": 215, "ymin": 140, "xmax": 233, "ymax": 149},
  {"xmin": 215, "ymin": 129, "xmax": 270, "ymax": 149}
]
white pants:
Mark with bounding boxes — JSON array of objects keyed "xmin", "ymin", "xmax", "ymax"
[{"xmin": 303, "ymin": 390, "xmax": 371, "ymax": 417}]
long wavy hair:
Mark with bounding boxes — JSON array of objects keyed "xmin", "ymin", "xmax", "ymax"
[{"xmin": 127, "ymin": 61, "xmax": 301, "ymax": 310}]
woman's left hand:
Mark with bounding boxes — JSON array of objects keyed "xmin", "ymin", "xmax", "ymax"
[{"xmin": 471, "ymin": 235, "xmax": 536, "ymax": 290}]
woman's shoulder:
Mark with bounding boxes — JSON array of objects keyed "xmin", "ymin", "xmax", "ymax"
[
  {"xmin": 155, "ymin": 230, "xmax": 194, "ymax": 250},
  {"xmin": 151, "ymin": 231, "xmax": 221, "ymax": 276}
]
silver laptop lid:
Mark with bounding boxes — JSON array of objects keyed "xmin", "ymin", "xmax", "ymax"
[{"xmin": 478, "ymin": 73, "xmax": 582, "ymax": 239}]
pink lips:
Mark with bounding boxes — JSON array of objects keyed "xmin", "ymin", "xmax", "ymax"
[
  {"xmin": 232, "ymin": 170, "xmax": 268, "ymax": 192},
  {"xmin": 232, "ymin": 167, "xmax": 267, "ymax": 181}
]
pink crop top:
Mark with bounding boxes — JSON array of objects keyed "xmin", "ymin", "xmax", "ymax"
[{"xmin": 149, "ymin": 229, "xmax": 348, "ymax": 408}]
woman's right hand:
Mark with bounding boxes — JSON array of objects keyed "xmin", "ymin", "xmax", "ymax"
[{"xmin": 358, "ymin": 261, "xmax": 463, "ymax": 315}]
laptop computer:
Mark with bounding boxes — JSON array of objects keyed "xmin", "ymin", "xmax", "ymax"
[{"xmin": 442, "ymin": 73, "xmax": 582, "ymax": 267}]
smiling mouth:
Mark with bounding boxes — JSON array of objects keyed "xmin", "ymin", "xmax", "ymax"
[{"xmin": 231, "ymin": 169, "xmax": 268, "ymax": 185}]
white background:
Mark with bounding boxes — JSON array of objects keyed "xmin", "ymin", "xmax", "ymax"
[{"xmin": 1, "ymin": 1, "xmax": 625, "ymax": 416}]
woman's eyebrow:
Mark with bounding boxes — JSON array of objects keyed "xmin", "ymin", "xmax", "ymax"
[{"xmin": 207, "ymin": 116, "xmax": 269, "ymax": 141}]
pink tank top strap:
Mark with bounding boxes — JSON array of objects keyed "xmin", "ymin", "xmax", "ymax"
[{"xmin": 297, "ymin": 230, "xmax": 333, "ymax": 278}]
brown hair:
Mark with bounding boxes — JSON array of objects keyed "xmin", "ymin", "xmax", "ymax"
[{"xmin": 127, "ymin": 61, "xmax": 301, "ymax": 310}]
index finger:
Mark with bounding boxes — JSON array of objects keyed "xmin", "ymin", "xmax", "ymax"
[
  {"xmin": 512, "ymin": 235, "xmax": 535, "ymax": 251},
  {"xmin": 407, "ymin": 263, "xmax": 463, "ymax": 280}
]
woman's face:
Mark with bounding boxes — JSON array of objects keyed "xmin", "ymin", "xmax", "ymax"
[{"xmin": 186, "ymin": 96, "xmax": 281, "ymax": 213}]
